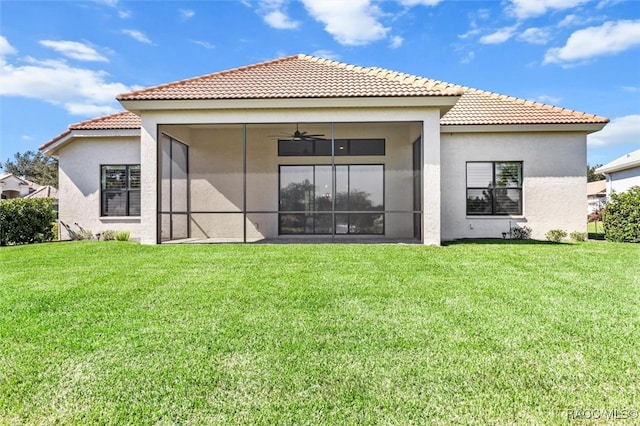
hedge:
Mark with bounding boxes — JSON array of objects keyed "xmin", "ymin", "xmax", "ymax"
[
  {"xmin": 0, "ymin": 198, "xmax": 57, "ymax": 246},
  {"xmin": 603, "ymin": 186, "xmax": 640, "ymax": 243}
]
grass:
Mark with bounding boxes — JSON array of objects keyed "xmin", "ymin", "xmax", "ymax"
[
  {"xmin": 1, "ymin": 240, "xmax": 639, "ymax": 424},
  {"xmin": 588, "ymin": 221, "xmax": 605, "ymax": 239}
]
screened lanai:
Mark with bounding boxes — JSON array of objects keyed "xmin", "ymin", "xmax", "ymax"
[{"xmin": 158, "ymin": 121, "xmax": 423, "ymax": 243}]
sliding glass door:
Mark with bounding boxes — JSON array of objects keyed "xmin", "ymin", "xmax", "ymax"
[{"xmin": 279, "ymin": 164, "xmax": 384, "ymax": 235}]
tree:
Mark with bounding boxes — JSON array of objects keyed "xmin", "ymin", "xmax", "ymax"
[
  {"xmin": 587, "ymin": 163, "xmax": 605, "ymax": 182},
  {"xmin": 0, "ymin": 151, "xmax": 58, "ymax": 187}
]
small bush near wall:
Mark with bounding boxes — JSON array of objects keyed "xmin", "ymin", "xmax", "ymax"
[
  {"xmin": 101, "ymin": 230, "xmax": 116, "ymax": 241},
  {"xmin": 546, "ymin": 229, "xmax": 567, "ymax": 243},
  {"xmin": 0, "ymin": 198, "xmax": 57, "ymax": 246},
  {"xmin": 570, "ymin": 231, "xmax": 586, "ymax": 242},
  {"xmin": 511, "ymin": 226, "xmax": 532, "ymax": 240},
  {"xmin": 115, "ymin": 231, "xmax": 130, "ymax": 241},
  {"xmin": 603, "ymin": 186, "xmax": 640, "ymax": 243}
]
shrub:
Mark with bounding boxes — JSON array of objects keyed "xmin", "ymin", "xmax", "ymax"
[
  {"xmin": 115, "ymin": 230, "xmax": 130, "ymax": 241},
  {"xmin": 603, "ymin": 186, "xmax": 640, "ymax": 243},
  {"xmin": 511, "ymin": 226, "xmax": 532, "ymax": 240},
  {"xmin": 545, "ymin": 229, "xmax": 567, "ymax": 243},
  {"xmin": 0, "ymin": 198, "xmax": 56, "ymax": 245},
  {"xmin": 569, "ymin": 231, "xmax": 586, "ymax": 242},
  {"xmin": 60, "ymin": 222, "xmax": 94, "ymax": 240},
  {"xmin": 101, "ymin": 230, "xmax": 116, "ymax": 241},
  {"xmin": 51, "ymin": 221, "xmax": 59, "ymax": 241}
]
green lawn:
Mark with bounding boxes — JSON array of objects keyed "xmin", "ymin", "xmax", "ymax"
[{"xmin": 1, "ymin": 241, "xmax": 639, "ymax": 424}]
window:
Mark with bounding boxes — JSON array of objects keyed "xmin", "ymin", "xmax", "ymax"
[
  {"xmin": 101, "ymin": 165, "xmax": 140, "ymax": 216},
  {"xmin": 278, "ymin": 139, "xmax": 385, "ymax": 156},
  {"xmin": 279, "ymin": 164, "xmax": 384, "ymax": 234},
  {"xmin": 466, "ymin": 162, "xmax": 522, "ymax": 215}
]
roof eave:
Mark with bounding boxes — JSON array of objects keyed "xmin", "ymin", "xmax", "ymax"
[
  {"xmin": 119, "ymin": 95, "xmax": 461, "ymax": 115},
  {"xmin": 40, "ymin": 128, "xmax": 141, "ymax": 156},
  {"xmin": 440, "ymin": 122, "xmax": 607, "ymax": 133},
  {"xmin": 596, "ymin": 159, "xmax": 640, "ymax": 174}
]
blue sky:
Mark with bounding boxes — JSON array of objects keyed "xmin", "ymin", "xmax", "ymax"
[{"xmin": 1, "ymin": 0, "xmax": 639, "ymax": 168}]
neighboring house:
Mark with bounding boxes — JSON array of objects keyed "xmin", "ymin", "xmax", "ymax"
[
  {"xmin": 587, "ymin": 180, "xmax": 606, "ymax": 214},
  {"xmin": 40, "ymin": 54, "xmax": 608, "ymax": 244},
  {"xmin": 596, "ymin": 149, "xmax": 640, "ymax": 200},
  {"xmin": 0, "ymin": 172, "xmax": 39, "ymax": 199}
]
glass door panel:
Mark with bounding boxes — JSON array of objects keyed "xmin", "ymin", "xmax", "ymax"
[{"xmin": 279, "ymin": 164, "xmax": 384, "ymax": 235}]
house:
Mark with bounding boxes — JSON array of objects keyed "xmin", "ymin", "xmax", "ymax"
[
  {"xmin": 40, "ymin": 54, "xmax": 608, "ymax": 244},
  {"xmin": 595, "ymin": 149, "xmax": 640, "ymax": 200},
  {"xmin": 0, "ymin": 172, "xmax": 39, "ymax": 199},
  {"xmin": 587, "ymin": 180, "xmax": 606, "ymax": 214}
]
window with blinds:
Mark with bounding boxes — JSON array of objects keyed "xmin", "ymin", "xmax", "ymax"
[
  {"xmin": 466, "ymin": 162, "xmax": 522, "ymax": 215},
  {"xmin": 101, "ymin": 165, "xmax": 141, "ymax": 216}
]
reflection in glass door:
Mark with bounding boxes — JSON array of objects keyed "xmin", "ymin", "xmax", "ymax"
[
  {"xmin": 159, "ymin": 135, "xmax": 189, "ymax": 242},
  {"xmin": 279, "ymin": 164, "xmax": 384, "ymax": 235},
  {"xmin": 413, "ymin": 138, "xmax": 421, "ymax": 239}
]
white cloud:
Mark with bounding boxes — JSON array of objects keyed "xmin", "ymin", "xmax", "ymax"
[
  {"xmin": 118, "ymin": 9, "xmax": 132, "ymax": 19},
  {"xmin": 518, "ymin": 27, "xmax": 552, "ymax": 44},
  {"xmin": 39, "ymin": 40, "xmax": 108, "ymax": 62},
  {"xmin": 597, "ymin": 0, "xmax": 624, "ymax": 7},
  {"xmin": 180, "ymin": 9, "xmax": 195, "ymax": 21},
  {"xmin": 536, "ymin": 94, "xmax": 562, "ymax": 104},
  {"xmin": 264, "ymin": 10, "xmax": 300, "ymax": 29},
  {"xmin": 460, "ymin": 51, "xmax": 475, "ymax": 64},
  {"xmin": 476, "ymin": 8, "xmax": 491, "ymax": 20},
  {"xmin": 558, "ymin": 14, "xmax": 579, "ymax": 27},
  {"xmin": 620, "ymin": 86, "xmax": 639, "ymax": 93},
  {"xmin": 398, "ymin": 0, "xmax": 443, "ymax": 6},
  {"xmin": 479, "ymin": 25, "xmax": 518, "ymax": 44},
  {"xmin": 588, "ymin": 115, "xmax": 640, "ymax": 147},
  {"xmin": 191, "ymin": 40, "xmax": 215, "ymax": 49},
  {"xmin": 92, "ymin": 0, "xmax": 119, "ymax": 6},
  {"xmin": 545, "ymin": 20, "xmax": 640, "ymax": 64},
  {"xmin": 311, "ymin": 49, "xmax": 341, "ymax": 61},
  {"xmin": 300, "ymin": 0, "xmax": 389, "ymax": 46},
  {"xmin": 507, "ymin": 0, "xmax": 592, "ymax": 19},
  {"xmin": 389, "ymin": 35, "xmax": 403, "ymax": 48},
  {"xmin": 557, "ymin": 14, "xmax": 601, "ymax": 28},
  {"xmin": 0, "ymin": 35, "xmax": 17, "ymax": 56},
  {"xmin": 0, "ymin": 55, "xmax": 139, "ymax": 116},
  {"xmin": 258, "ymin": 0, "xmax": 299, "ymax": 30},
  {"xmin": 121, "ymin": 29, "xmax": 152, "ymax": 44},
  {"xmin": 458, "ymin": 28, "xmax": 482, "ymax": 40}
]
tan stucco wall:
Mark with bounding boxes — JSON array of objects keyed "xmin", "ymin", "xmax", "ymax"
[
  {"xmin": 57, "ymin": 137, "xmax": 141, "ymax": 240},
  {"xmin": 440, "ymin": 132, "xmax": 587, "ymax": 240}
]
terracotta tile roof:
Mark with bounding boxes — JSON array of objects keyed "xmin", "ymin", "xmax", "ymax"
[
  {"xmin": 117, "ymin": 54, "xmax": 464, "ymax": 101},
  {"xmin": 69, "ymin": 110, "xmax": 141, "ymax": 130},
  {"xmin": 39, "ymin": 111, "xmax": 140, "ymax": 151},
  {"xmin": 41, "ymin": 54, "xmax": 608, "ymax": 154},
  {"xmin": 441, "ymin": 89, "xmax": 609, "ymax": 126},
  {"xmin": 116, "ymin": 54, "xmax": 607, "ymax": 126}
]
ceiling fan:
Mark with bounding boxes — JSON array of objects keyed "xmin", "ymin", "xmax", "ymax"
[{"xmin": 272, "ymin": 124, "xmax": 326, "ymax": 141}]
